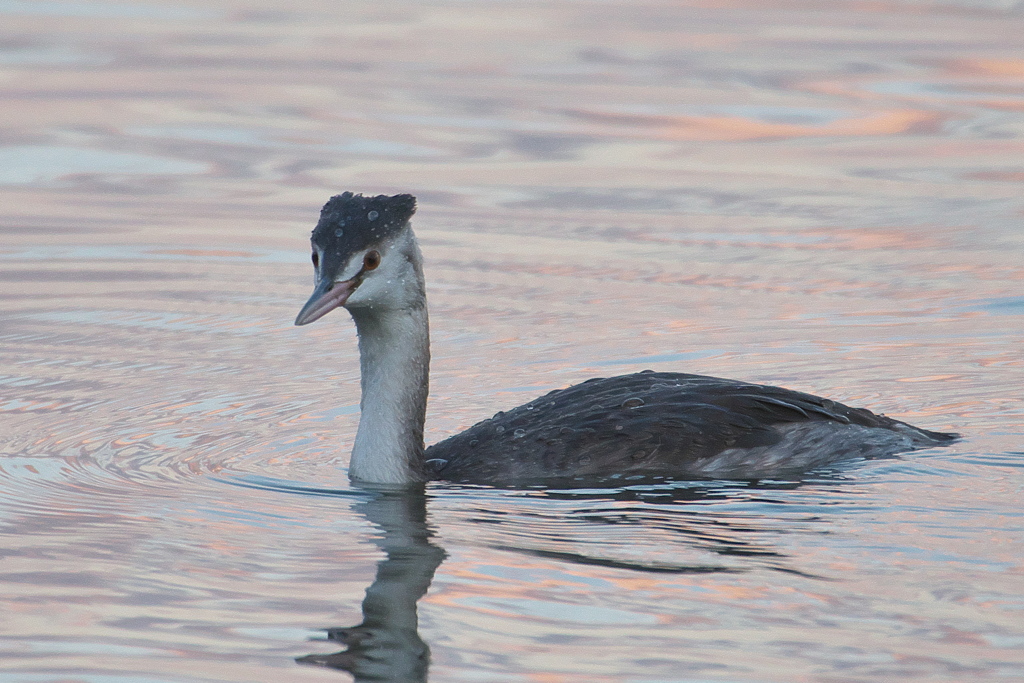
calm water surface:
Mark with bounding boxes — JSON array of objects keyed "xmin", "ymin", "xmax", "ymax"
[{"xmin": 1, "ymin": 1, "xmax": 1023, "ymax": 681}]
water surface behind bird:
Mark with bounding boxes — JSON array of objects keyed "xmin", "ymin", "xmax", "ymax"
[{"xmin": 1, "ymin": 0, "xmax": 1022, "ymax": 681}]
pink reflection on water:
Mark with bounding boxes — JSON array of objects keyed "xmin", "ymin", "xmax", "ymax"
[{"xmin": 1, "ymin": 0, "xmax": 1023, "ymax": 680}]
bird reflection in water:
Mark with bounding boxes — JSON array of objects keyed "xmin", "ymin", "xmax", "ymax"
[
  {"xmin": 295, "ymin": 478, "xmax": 833, "ymax": 680},
  {"xmin": 297, "ymin": 488, "xmax": 444, "ymax": 681}
]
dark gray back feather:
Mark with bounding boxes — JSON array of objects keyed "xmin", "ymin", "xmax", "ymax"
[{"xmin": 425, "ymin": 371, "xmax": 957, "ymax": 484}]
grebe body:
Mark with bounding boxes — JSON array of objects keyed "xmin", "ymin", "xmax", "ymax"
[{"xmin": 295, "ymin": 193, "xmax": 956, "ymax": 486}]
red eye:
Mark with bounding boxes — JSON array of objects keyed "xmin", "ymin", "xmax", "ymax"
[
  {"xmin": 363, "ymin": 250, "xmax": 381, "ymax": 270},
  {"xmin": 311, "ymin": 252, "xmax": 319, "ymax": 268}
]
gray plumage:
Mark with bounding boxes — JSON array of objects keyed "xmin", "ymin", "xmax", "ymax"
[{"xmin": 424, "ymin": 371, "xmax": 957, "ymax": 483}]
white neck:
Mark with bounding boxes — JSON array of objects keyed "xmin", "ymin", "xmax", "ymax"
[{"xmin": 348, "ymin": 304, "xmax": 430, "ymax": 485}]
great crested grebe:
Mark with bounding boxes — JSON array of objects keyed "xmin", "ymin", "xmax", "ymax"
[{"xmin": 295, "ymin": 192, "xmax": 956, "ymax": 486}]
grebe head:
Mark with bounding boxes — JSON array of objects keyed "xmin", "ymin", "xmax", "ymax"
[{"xmin": 295, "ymin": 192, "xmax": 419, "ymax": 326}]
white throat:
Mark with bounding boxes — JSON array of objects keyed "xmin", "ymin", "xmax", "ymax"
[{"xmin": 348, "ymin": 304, "xmax": 430, "ymax": 485}]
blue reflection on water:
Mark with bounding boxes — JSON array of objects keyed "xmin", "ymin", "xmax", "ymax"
[
  {"xmin": 964, "ymin": 296, "xmax": 1024, "ymax": 315},
  {"xmin": 595, "ymin": 350, "xmax": 720, "ymax": 365},
  {"xmin": 456, "ymin": 595, "xmax": 659, "ymax": 624},
  {"xmin": 129, "ymin": 126, "xmax": 443, "ymax": 157},
  {"xmin": 0, "ymin": 146, "xmax": 207, "ymax": 184},
  {"xmin": 0, "ymin": 245, "xmax": 307, "ymax": 264},
  {"xmin": 867, "ymin": 80, "xmax": 1024, "ymax": 102},
  {"xmin": 0, "ymin": 45, "xmax": 107, "ymax": 66},
  {"xmin": 0, "ymin": 0, "xmax": 213, "ymax": 19}
]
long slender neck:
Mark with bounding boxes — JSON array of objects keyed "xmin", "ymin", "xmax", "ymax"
[{"xmin": 348, "ymin": 304, "xmax": 430, "ymax": 485}]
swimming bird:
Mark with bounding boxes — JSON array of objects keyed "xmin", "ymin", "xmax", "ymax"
[{"xmin": 295, "ymin": 192, "xmax": 957, "ymax": 486}]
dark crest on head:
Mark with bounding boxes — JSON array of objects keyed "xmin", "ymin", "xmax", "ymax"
[{"xmin": 311, "ymin": 192, "xmax": 417, "ymax": 260}]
